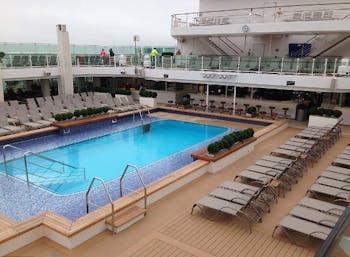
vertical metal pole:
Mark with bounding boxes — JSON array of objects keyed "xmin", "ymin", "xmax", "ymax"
[
  {"xmin": 296, "ymin": 58, "xmax": 300, "ymax": 74},
  {"xmin": 233, "ymin": 86, "xmax": 237, "ymax": 115},
  {"xmin": 258, "ymin": 57, "xmax": 261, "ymax": 72},
  {"xmin": 311, "ymin": 58, "xmax": 315, "ymax": 75},
  {"xmin": 237, "ymin": 56, "xmax": 240, "ymax": 72},
  {"xmin": 333, "ymin": 58, "xmax": 338, "ymax": 77},
  {"xmin": 162, "ymin": 56, "xmax": 164, "ymax": 69},
  {"xmin": 219, "ymin": 56, "xmax": 221, "ymax": 71},
  {"xmin": 324, "ymin": 58, "xmax": 328, "ymax": 76},
  {"xmin": 185, "ymin": 55, "xmax": 188, "ymax": 70},
  {"xmin": 201, "ymin": 56, "xmax": 204, "ymax": 70},
  {"xmin": 206, "ymin": 84, "xmax": 209, "ymax": 112},
  {"xmin": 29, "ymin": 54, "xmax": 32, "ymax": 67},
  {"xmin": 24, "ymin": 155, "xmax": 29, "ymax": 185},
  {"xmin": 170, "ymin": 56, "xmax": 173, "ymax": 69},
  {"xmin": 46, "ymin": 55, "xmax": 49, "ymax": 67},
  {"xmin": 2, "ymin": 149, "xmax": 8, "ymax": 176},
  {"xmin": 280, "ymin": 57, "xmax": 284, "ymax": 73}
]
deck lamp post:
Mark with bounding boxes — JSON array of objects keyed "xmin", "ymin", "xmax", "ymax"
[{"xmin": 133, "ymin": 35, "xmax": 140, "ymax": 66}]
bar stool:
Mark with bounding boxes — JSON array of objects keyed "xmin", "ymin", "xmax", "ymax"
[
  {"xmin": 167, "ymin": 100, "xmax": 174, "ymax": 107},
  {"xmin": 282, "ymin": 107, "xmax": 289, "ymax": 118},
  {"xmin": 193, "ymin": 102, "xmax": 199, "ymax": 111},
  {"xmin": 256, "ymin": 105, "xmax": 262, "ymax": 113},
  {"xmin": 243, "ymin": 103, "xmax": 250, "ymax": 114},
  {"xmin": 209, "ymin": 100, "xmax": 216, "ymax": 112},
  {"xmin": 218, "ymin": 101, "xmax": 226, "ymax": 113},
  {"xmin": 269, "ymin": 106, "xmax": 276, "ymax": 118},
  {"xmin": 259, "ymin": 111, "xmax": 267, "ymax": 119},
  {"xmin": 236, "ymin": 108, "xmax": 244, "ymax": 116}
]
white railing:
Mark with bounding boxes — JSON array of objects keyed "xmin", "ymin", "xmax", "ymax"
[{"xmin": 172, "ymin": 3, "xmax": 350, "ymax": 28}]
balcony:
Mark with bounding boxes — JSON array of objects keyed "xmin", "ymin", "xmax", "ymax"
[{"xmin": 171, "ymin": 3, "xmax": 350, "ymax": 37}]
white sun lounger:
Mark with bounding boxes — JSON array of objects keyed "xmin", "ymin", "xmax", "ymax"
[
  {"xmin": 337, "ymin": 154, "xmax": 350, "ymax": 161},
  {"xmin": 219, "ymin": 181, "xmax": 260, "ymax": 196}
]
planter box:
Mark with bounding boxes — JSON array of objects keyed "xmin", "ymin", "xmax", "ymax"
[
  {"xmin": 139, "ymin": 97, "xmax": 157, "ymax": 107},
  {"xmin": 308, "ymin": 115, "xmax": 341, "ymax": 128}
]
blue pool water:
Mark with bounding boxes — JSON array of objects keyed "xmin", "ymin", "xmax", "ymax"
[{"xmin": 1, "ymin": 119, "xmax": 226, "ymax": 194}]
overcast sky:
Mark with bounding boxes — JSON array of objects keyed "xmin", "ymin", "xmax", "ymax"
[{"xmin": 0, "ymin": 0, "xmax": 198, "ymax": 46}]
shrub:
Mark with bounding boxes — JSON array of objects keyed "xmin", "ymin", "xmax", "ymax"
[
  {"xmin": 333, "ymin": 110, "xmax": 342, "ymax": 118},
  {"xmin": 246, "ymin": 106, "xmax": 257, "ymax": 114},
  {"xmin": 74, "ymin": 109, "xmax": 81, "ymax": 117},
  {"xmin": 139, "ymin": 89, "xmax": 157, "ymax": 98},
  {"xmin": 182, "ymin": 99, "xmax": 190, "ymax": 106},
  {"xmin": 66, "ymin": 112, "xmax": 74, "ymax": 120},
  {"xmin": 102, "ymin": 106, "xmax": 109, "ymax": 113},
  {"xmin": 220, "ymin": 139, "xmax": 231, "ymax": 149},
  {"xmin": 115, "ymin": 89, "xmax": 131, "ymax": 95},
  {"xmin": 151, "ymin": 92, "xmax": 158, "ymax": 98},
  {"xmin": 81, "ymin": 109, "xmax": 88, "ymax": 117},
  {"xmin": 86, "ymin": 108, "xmax": 93, "ymax": 115},
  {"xmin": 206, "ymin": 128, "xmax": 254, "ymax": 154},
  {"xmin": 54, "ymin": 113, "xmax": 63, "ymax": 121},
  {"xmin": 310, "ymin": 107, "xmax": 342, "ymax": 118}
]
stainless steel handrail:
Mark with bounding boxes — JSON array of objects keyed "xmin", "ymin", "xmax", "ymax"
[
  {"xmin": 2, "ymin": 144, "xmax": 86, "ymax": 184},
  {"xmin": 86, "ymin": 177, "xmax": 115, "ymax": 234},
  {"xmin": 119, "ymin": 164, "xmax": 147, "ymax": 211}
]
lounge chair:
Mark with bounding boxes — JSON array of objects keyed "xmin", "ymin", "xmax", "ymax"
[
  {"xmin": 319, "ymin": 171, "xmax": 350, "ymax": 183},
  {"xmin": 307, "ymin": 183, "xmax": 350, "ymax": 201},
  {"xmin": 273, "ymin": 215, "xmax": 332, "ymax": 242},
  {"xmin": 316, "ymin": 177, "xmax": 350, "ymax": 191},
  {"xmin": 326, "ymin": 165, "xmax": 350, "ymax": 176},
  {"xmin": 0, "ymin": 115, "xmax": 23, "ymax": 133},
  {"xmin": 298, "ymin": 197, "xmax": 345, "ymax": 216},
  {"xmin": 16, "ymin": 105, "xmax": 47, "ymax": 129}
]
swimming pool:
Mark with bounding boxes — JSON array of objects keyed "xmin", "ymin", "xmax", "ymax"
[{"xmin": 1, "ymin": 119, "xmax": 227, "ymax": 194}]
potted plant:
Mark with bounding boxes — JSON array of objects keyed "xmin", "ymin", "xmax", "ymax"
[
  {"xmin": 139, "ymin": 89, "xmax": 157, "ymax": 107},
  {"xmin": 246, "ymin": 106, "xmax": 257, "ymax": 117},
  {"xmin": 308, "ymin": 107, "xmax": 342, "ymax": 127}
]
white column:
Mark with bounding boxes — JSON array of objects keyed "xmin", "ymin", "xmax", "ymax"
[
  {"xmin": 233, "ymin": 86, "xmax": 237, "ymax": 115},
  {"xmin": 206, "ymin": 84, "xmax": 209, "ymax": 112},
  {"xmin": 56, "ymin": 24, "xmax": 74, "ymax": 96},
  {"xmin": 40, "ymin": 79, "xmax": 51, "ymax": 97},
  {"xmin": 0, "ymin": 69, "xmax": 4, "ymax": 102}
]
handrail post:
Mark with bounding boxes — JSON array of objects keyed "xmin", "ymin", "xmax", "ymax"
[
  {"xmin": 237, "ymin": 56, "xmax": 240, "ymax": 72},
  {"xmin": 324, "ymin": 58, "xmax": 328, "ymax": 76},
  {"xmin": 311, "ymin": 58, "xmax": 315, "ymax": 75},
  {"xmin": 333, "ymin": 58, "xmax": 338, "ymax": 77},
  {"xmin": 219, "ymin": 56, "xmax": 221, "ymax": 71},
  {"xmin": 280, "ymin": 57, "xmax": 284, "ymax": 73},
  {"xmin": 2, "ymin": 147, "xmax": 9, "ymax": 176},
  {"xmin": 201, "ymin": 56, "xmax": 204, "ymax": 70},
  {"xmin": 23, "ymin": 155, "xmax": 30, "ymax": 185}
]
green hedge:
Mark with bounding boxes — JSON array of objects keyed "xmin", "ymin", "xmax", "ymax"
[
  {"xmin": 139, "ymin": 89, "xmax": 157, "ymax": 98},
  {"xmin": 246, "ymin": 106, "xmax": 257, "ymax": 114},
  {"xmin": 309, "ymin": 107, "xmax": 342, "ymax": 118},
  {"xmin": 115, "ymin": 89, "xmax": 131, "ymax": 95},
  {"xmin": 207, "ymin": 128, "xmax": 254, "ymax": 155},
  {"xmin": 55, "ymin": 107, "xmax": 109, "ymax": 121}
]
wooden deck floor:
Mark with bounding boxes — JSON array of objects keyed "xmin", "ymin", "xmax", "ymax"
[{"xmin": 7, "ymin": 113, "xmax": 349, "ymax": 257}]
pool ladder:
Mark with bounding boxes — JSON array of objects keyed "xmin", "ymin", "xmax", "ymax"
[
  {"xmin": 133, "ymin": 107, "xmax": 152, "ymax": 123},
  {"xmin": 85, "ymin": 164, "xmax": 147, "ymax": 235}
]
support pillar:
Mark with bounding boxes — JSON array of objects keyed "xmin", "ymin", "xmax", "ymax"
[
  {"xmin": 40, "ymin": 79, "xmax": 51, "ymax": 97},
  {"xmin": 233, "ymin": 86, "xmax": 237, "ymax": 115},
  {"xmin": 206, "ymin": 84, "xmax": 209, "ymax": 112},
  {"xmin": 0, "ymin": 69, "xmax": 4, "ymax": 102},
  {"xmin": 57, "ymin": 24, "xmax": 74, "ymax": 96}
]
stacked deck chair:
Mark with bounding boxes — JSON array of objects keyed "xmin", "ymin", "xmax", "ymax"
[
  {"xmin": 0, "ymin": 111, "xmax": 23, "ymax": 134},
  {"xmin": 191, "ymin": 181, "xmax": 276, "ymax": 233},
  {"xmin": 114, "ymin": 96, "xmax": 138, "ymax": 111},
  {"xmin": 15, "ymin": 105, "xmax": 47, "ymax": 130},
  {"xmin": 273, "ymin": 197, "xmax": 345, "ymax": 244},
  {"xmin": 274, "ymin": 144, "xmax": 349, "ymax": 244}
]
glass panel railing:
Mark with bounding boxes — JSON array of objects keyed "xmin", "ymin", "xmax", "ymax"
[
  {"xmin": 282, "ymin": 57, "xmax": 297, "ymax": 73},
  {"xmin": 298, "ymin": 57, "xmax": 313, "ymax": 74},
  {"xmin": 203, "ymin": 56, "xmax": 219, "ymax": 70},
  {"xmin": 313, "ymin": 57, "xmax": 327, "ymax": 74},
  {"xmin": 173, "ymin": 56, "xmax": 188, "ymax": 69},
  {"xmin": 239, "ymin": 56, "xmax": 259, "ymax": 72},
  {"xmin": 220, "ymin": 56, "xmax": 239, "ymax": 71},
  {"xmin": 187, "ymin": 56, "xmax": 202, "ymax": 70},
  {"xmin": 260, "ymin": 57, "xmax": 282, "ymax": 73}
]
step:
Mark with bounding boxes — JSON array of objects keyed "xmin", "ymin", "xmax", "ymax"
[{"xmin": 105, "ymin": 206, "xmax": 146, "ymax": 233}]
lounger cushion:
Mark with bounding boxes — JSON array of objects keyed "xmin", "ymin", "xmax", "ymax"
[{"xmin": 196, "ymin": 195, "xmax": 243, "ymax": 216}]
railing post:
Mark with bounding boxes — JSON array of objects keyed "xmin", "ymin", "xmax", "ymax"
[
  {"xmin": 333, "ymin": 58, "xmax": 338, "ymax": 77},
  {"xmin": 155, "ymin": 56, "xmax": 157, "ymax": 68},
  {"xmin": 46, "ymin": 55, "xmax": 49, "ymax": 67},
  {"xmin": 311, "ymin": 58, "xmax": 315, "ymax": 75},
  {"xmin": 170, "ymin": 56, "xmax": 173, "ymax": 69},
  {"xmin": 2, "ymin": 148, "xmax": 8, "ymax": 176},
  {"xmin": 9, "ymin": 54, "xmax": 13, "ymax": 67},
  {"xmin": 161, "ymin": 56, "xmax": 164, "ymax": 69},
  {"xmin": 219, "ymin": 56, "xmax": 221, "ymax": 71},
  {"xmin": 24, "ymin": 155, "xmax": 30, "ymax": 185},
  {"xmin": 237, "ymin": 56, "xmax": 240, "ymax": 72},
  {"xmin": 258, "ymin": 56, "xmax": 261, "ymax": 72},
  {"xmin": 296, "ymin": 58, "xmax": 300, "ymax": 74},
  {"xmin": 201, "ymin": 56, "xmax": 204, "ymax": 70},
  {"xmin": 280, "ymin": 57, "xmax": 284, "ymax": 73},
  {"xmin": 185, "ymin": 55, "xmax": 188, "ymax": 70},
  {"xmin": 324, "ymin": 58, "xmax": 328, "ymax": 76},
  {"xmin": 29, "ymin": 54, "xmax": 32, "ymax": 67}
]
